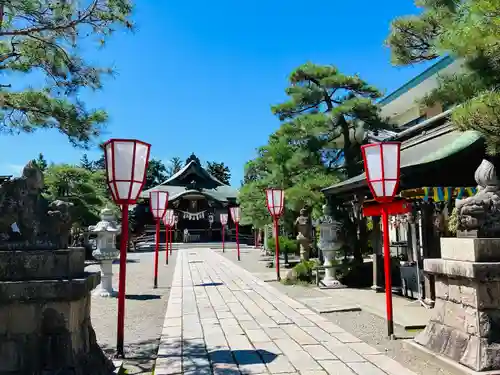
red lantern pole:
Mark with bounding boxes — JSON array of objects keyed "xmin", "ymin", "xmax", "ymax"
[
  {"xmin": 149, "ymin": 190, "xmax": 168, "ymax": 289},
  {"xmin": 220, "ymin": 213, "xmax": 228, "ymax": 253},
  {"xmin": 266, "ymin": 188, "xmax": 285, "ymax": 282},
  {"xmin": 235, "ymin": 222, "xmax": 240, "ymax": 261},
  {"xmin": 104, "ymin": 138, "xmax": 151, "ymax": 358},
  {"xmin": 361, "ymin": 142, "xmax": 401, "ymax": 338},
  {"xmin": 169, "ymin": 226, "xmax": 173, "ymax": 255},
  {"xmin": 154, "ymin": 219, "xmax": 160, "ymax": 288},
  {"xmin": 117, "ymin": 204, "xmax": 128, "ymax": 356},
  {"xmin": 163, "ymin": 209, "xmax": 175, "ymax": 263},
  {"xmin": 165, "ymin": 225, "xmax": 170, "ymax": 265},
  {"xmin": 274, "ymin": 218, "xmax": 280, "ymax": 281},
  {"xmin": 381, "ymin": 206, "xmax": 394, "ymax": 336},
  {"xmin": 229, "ymin": 208, "xmax": 241, "ymax": 261},
  {"xmin": 222, "ymin": 226, "xmax": 225, "ymax": 252}
]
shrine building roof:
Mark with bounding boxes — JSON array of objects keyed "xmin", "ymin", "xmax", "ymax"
[{"xmin": 140, "ymin": 154, "xmax": 238, "ymax": 203}]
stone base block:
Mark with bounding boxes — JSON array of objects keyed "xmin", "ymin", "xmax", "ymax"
[
  {"xmin": 0, "ymin": 249, "xmax": 114, "ymax": 375},
  {"xmin": 0, "ymin": 248, "xmax": 85, "ymax": 281},
  {"xmin": 424, "ymin": 258, "xmax": 500, "ymax": 281},
  {"xmin": 417, "ymin": 237, "xmax": 500, "ymax": 372},
  {"xmin": 415, "ymin": 320, "xmax": 500, "ymax": 371},
  {"xmin": 404, "ymin": 340, "xmax": 500, "ymax": 375},
  {"xmin": 440, "ymin": 238, "xmax": 500, "ymax": 262}
]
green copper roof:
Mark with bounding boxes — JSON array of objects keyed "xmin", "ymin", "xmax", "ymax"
[
  {"xmin": 379, "ymin": 56, "xmax": 455, "ymax": 106},
  {"xmin": 140, "ymin": 159, "xmax": 238, "ymax": 201},
  {"xmin": 322, "ymin": 124, "xmax": 482, "ymax": 196}
]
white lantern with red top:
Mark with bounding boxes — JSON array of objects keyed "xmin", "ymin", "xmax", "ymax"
[
  {"xmin": 220, "ymin": 213, "xmax": 228, "ymax": 225},
  {"xmin": 149, "ymin": 191, "xmax": 169, "ymax": 220},
  {"xmin": 229, "ymin": 207, "xmax": 242, "ymax": 260},
  {"xmin": 229, "ymin": 207, "xmax": 241, "ymax": 223},
  {"xmin": 104, "ymin": 139, "xmax": 151, "ymax": 204},
  {"xmin": 265, "ymin": 188, "xmax": 285, "ymax": 217},
  {"xmin": 360, "ymin": 141, "xmax": 402, "ymax": 339},
  {"xmin": 361, "ymin": 142, "xmax": 401, "ymax": 203},
  {"xmin": 163, "ymin": 209, "xmax": 175, "ymax": 227},
  {"xmin": 265, "ymin": 188, "xmax": 285, "ymax": 281},
  {"xmin": 103, "ymin": 138, "xmax": 151, "ymax": 358},
  {"xmin": 149, "ymin": 190, "xmax": 168, "ymax": 290}
]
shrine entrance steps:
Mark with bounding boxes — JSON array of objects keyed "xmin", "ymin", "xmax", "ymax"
[{"xmin": 133, "ymin": 241, "xmax": 256, "ymax": 251}]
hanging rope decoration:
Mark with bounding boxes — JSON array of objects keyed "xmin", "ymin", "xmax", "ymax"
[{"xmin": 179, "ymin": 210, "xmax": 207, "ymax": 220}]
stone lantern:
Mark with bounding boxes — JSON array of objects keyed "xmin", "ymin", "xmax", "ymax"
[
  {"xmin": 317, "ymin": 204, "xmax": 345, "ymax": 289},
  {"xmin": 90, "ymin": 207, "xmax": 121, "ymax": 297}
]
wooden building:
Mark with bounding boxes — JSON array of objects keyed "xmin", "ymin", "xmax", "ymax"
[
  {"xmin": 135, "ymin": 154, "xmax": 241, "ymax": 242},
  {"xmin": 322, "ymin": 57, "xmax": 485, "ymax": 305}
]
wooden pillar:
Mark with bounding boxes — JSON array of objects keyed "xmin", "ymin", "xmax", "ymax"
[
  {"xmin": 421, "ymin": 203, "xmax": 436, "ymax": 307},
  {"xmin": 409, "ymin": 211, "xmax": 424, "ymax": 299},
  {"xmin": 371, "ymin": 216, "xmax": 383, "ymax": 292}
]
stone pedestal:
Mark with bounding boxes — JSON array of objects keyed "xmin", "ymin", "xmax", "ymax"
[
  {"xmin": 371, "ymin": 253, "xmax": 384, "ymax": 292},
  {"xmin": 93, "ymin": 259, "xmax": 116, "ymax": 298},
  {"xmin": 320, "ymin": 249, "xmax": 345, "ymax": 289},
  {"xmin": 92, "ymin": 249, "xmax": 119, "ymax": 298},
  {"xmin": 414, "ymin": 238, "xmax": 500, "ymax": 372},
  {"xmin": 0, "ymin": 248, "xmax": 114, "ymax": 375},
  {"xmin": 298, "ymin": 234, "xmax": 311, "ymax": 261}
]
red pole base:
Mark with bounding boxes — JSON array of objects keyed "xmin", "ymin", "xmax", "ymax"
[
  {"xmin": 236, "ymin": 223, "xmax": 240, "ymax": 261},
  {"xmin": 170, "ymin": 228, "xmax": 173, "ymax": 255},
  {"xmin": 381, "ymin": 206, "xmax": 394, "ymax": 337},
  {"xmin": 274, "ymin": 218, "xmax": 280, "ymax": 281},
  {"xmin": 154, "ymin": 220, "xmax": 160, "ymax": 289},
  {"xmin": 116, "ymin": 204, "xmax": 129, "ymax": 358},
  {"xmin": 165, "ymin": 225, "xmax": 169, "ymax": 265}
]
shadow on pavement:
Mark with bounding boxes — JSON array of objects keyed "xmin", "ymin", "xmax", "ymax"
[
  {"xmin": 101, "ymin": 337, "xmax": 160, "ymax": 374},
  {"xmin": 112, "ymin": 259, "xmax": 139, "ymax": 264},
  {"xmin": 157, "ymin": 339, "xmax": 279, "ymax": 374},
  {"xmin": 125, "ymin": 294, "xmax": 161, "ymax": 301},
  {"xmin": 195, "ymin": 282, "xmax": 224, "ymax": 287}
]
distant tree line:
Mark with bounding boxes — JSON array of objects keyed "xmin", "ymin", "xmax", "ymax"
[{"xmin": 28, "ymin": 151, "xmax": 232, "ymax": 231}]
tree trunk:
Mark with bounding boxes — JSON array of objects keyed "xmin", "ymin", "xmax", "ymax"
[
  {"xmin": 339, "ymin": 116, "xmax": 358, "ymax": 178},
  {"xmin": 354, "ymin": 194, "xmax": 367, "ymax": 264}
]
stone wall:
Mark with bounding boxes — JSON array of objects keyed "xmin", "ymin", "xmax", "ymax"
[
  {"xmin": 0, "ymin": 248, "xmax": 114, "ymax": 375},
  {"xmin": 415, "ymin": 238, "xmax": 500, "ymax": 371}
]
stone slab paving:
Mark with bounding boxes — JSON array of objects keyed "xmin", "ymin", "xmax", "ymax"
[
  {"xmin": 88, "ymin": 250, "xmax": 177, "ymax": 374},
  {"xmin": 155, "ymin": 249, "xmax": 418, "ymax": 375},
  {"xmin": 297, "ymin": 297, "xmax": 361, "ymax": 314}
]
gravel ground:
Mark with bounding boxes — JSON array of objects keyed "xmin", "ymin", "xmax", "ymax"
[
  {"xmin": 86, "ymin": 249, "xmax": 177, "ymax": 375},
  {"xmin": 217, "ymin": 247, "xmax": 456, "ymax": 375}
]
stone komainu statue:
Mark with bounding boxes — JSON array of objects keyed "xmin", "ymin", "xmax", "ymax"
[
  {"xmin": 456, "ymin": 159, "xmax": 500, "ymax": 238},
  {"xmin": 0, "ymin": 161, "xmax": 74, "ymax": 249},
  {"xmin": 295, "ymin": 207, "xmax": 312, "ymax": 261}
]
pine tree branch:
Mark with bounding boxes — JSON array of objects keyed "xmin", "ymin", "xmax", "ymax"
[{"xmin": 0, "ymin": 0, "xmax": 99, "ymax": 37}]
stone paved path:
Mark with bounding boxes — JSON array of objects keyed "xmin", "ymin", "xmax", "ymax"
[{"xmin": 155, "ymin": 249, "xmax": 418, "ymax": 375}]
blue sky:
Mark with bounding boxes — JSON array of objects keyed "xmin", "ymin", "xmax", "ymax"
[{"xmin": 3, "ymin": 0, "xmax": 431, "ymax": 186}]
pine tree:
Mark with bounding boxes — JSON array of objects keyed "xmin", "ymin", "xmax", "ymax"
[
  {"xmin": 0, "ymin": 1, "xmax": 133, "ymax": 148},
  {"xmin": 144, "ymin": 158, "xmax": 168, "ymax": 190},
  {"xmin": 271, "ymin": 62, "xmax": 387, "ymax": 178},
  {"xmin": 166, "ymin": 157, "xmax": 183, "ymax": 177},
  {"xmin": 32, "ymin": 152, "xmax": 48, "ymax": 172},
  {"xmin": 80, "ymin": 154, "xmax": 94, "ymax": 171},
  {"xmin": 206, "ymin": 161, "xmax": 231, "ymax": 185},
  {"xmin": 386, "ymin": 0, "xmax": 500, "ymax": 153}
]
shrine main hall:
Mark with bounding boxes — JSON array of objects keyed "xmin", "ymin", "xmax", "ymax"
[{"xmin": 136, "ymin": 154, "xmax": 240, "ymax": 242}]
